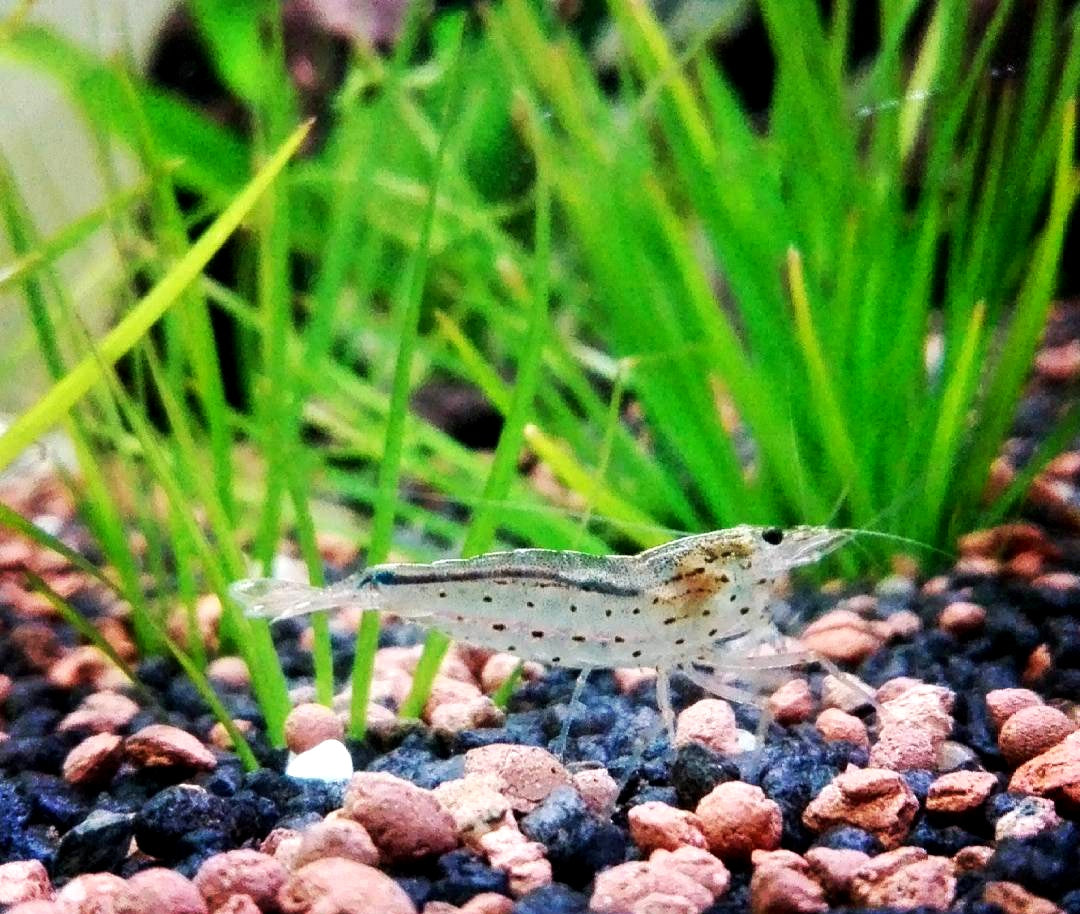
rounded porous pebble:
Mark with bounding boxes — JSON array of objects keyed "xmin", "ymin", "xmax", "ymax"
[
  {"xmin": 590, "ymin": 861, "xmax": 714, "ymax": 914},
  {"xmin": 1009, "ymin": 730, "xmax": 1080, "ymax": 799},
  {"xmin": 62, "ymin": 732, "xmax": 124, "ymax": 786},
  {"xmin": 998, "ymin": 705, "xmax": 1076, "ymax": 766},
  {"xmin": 206, "ymin": 656, "xmax": 251, "ymax": 689},
  {"xmin": 209, "ymin": 719, "xmax": 255, "ymax": 751},
  {"xmin": 342, "ymin": 771, "xmax": 457, "ymax": 861},
  {"xmin": 750, "ymin": 851, "xmax": 827, "ymax": 914},
  {"xmin": 984, "ymin": 881, "xmax": 1067, "ymax": 914},
  {"xmin": 800, "ymin": 610, "xmax": 884, "ymax": 664},
  {"xmin": 422, "ymin": 676, "xmax": 483, "ymax": 722},
  {"xmin": 815, "ymin": 709, "xmax": 869, "ymax": 749},
  {"xmin": 767, "ymin": 679, "xmax": 814, "ymax": 725},
  {"xmin": 953, "ymin": 846, "xmax": 995, "ymax": 871},
  {"xmin": 628, "ymin": 801, "xmax": 708, "ymax": 853},
  {"xmin": 193, "ymin": 850, "xmax": 288, "ymax": 912},
  {"xmin": 878, "ymin": 684, "xmax": 955, "ymax": 744},
  {"xmin": 938, "ymin": 601, "xmax": 986, "ymax": 636},
  {"xmin": 804, "ymin": 847, "xmax": 870, "ymax": 899},
  {"xmin": 212, "ymin": 896, "xmax": 261, "ymax": 914},
  {"xmin": 56, "ymin": 873, "xmax": 127, "ymax": 914},
  {"xmin": 0, "ymin": 861, "xmax": 51, "ymax": 907},
  {"xmin": 868, "ymin": 727, "xmax": 938, "ymax": 771},
  {"xmin": 571, "ymin": 768, "xmax": 619, "ymax": 818},
  {"xmin": 477, "ymin": 826, "xmax": 551, "ymax": 897},
  {"xmin": 1036, "ymin": 339, "xmax": 1080, "ymax": 380},
  {"xmin": 124, "ymin": 724, "xmax": 217, "ymax": 770},
  {"xmin": 278, "ymin": 858, "xmax": 416, "ymax": 914},
  {"xmin": 284, "ymin": 703, "xmax": 345, "ymax": 754},
  {"xmin": 114, "ymin": 869, "xmax": 208, "ymax": 914},
  {"xmin": 58, "ymin": 691, "xmax": 140, "ymax": 733},
  {"xmin": 457, "ymin": 894, "xmax": 513, "ymax": 914},
  {"xmin": 849, "ymin": 847, "xmax": 956, "ymax": 911},
  {"xmin": 463, "ymin": 744, "xmax": 571, "ymax": 813},
  {"xmin": 293, "ymin": 817, "xmax": 380, "ymax": 868},
  {"xmin": 986, "ymin": 689, "xmax": 1044, "ymax": 730},
  {"xmin": 802, "ymin": 768, "xmax": 919, "ymax": 850},
  {"xmin": 695, "ymin": 781, "xmax": 782, "ymax": 860},
  {"xmin": 650, "ymin": 847, "xmax": 730, "ymax": 899},
  {"xmin": 428, "ymin": 697, "xmax": 505, "ymax": 734},
  {"xmin": 675, "ymin": 699, "xmax": 738, "ymax": 756},
  {"xmin": 433, "ymin": 774, "xmax": 515, "ymax": 847},
  {"xmin": 925, "ymin": 771, "xmax": 999, "ymax": 813}
]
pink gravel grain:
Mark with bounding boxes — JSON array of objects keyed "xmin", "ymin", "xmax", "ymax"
[
  {"xmin": 458, "ymin": 894, "xmax": 513, "ymax": 914},
  {"xmin": 804, "ymin": 847, "xmax": 871, "ymax": 900},
  {"xmin": 937, "ymin": 602, "xmax": 986, "ymax": 637},
  {"xmin": 284, "ymin": 704, "xmax": 345, "ymax": 754},
  {"xmin": 293, "ymin": 818, "xmax": 380, "ymax": 868},
  {"xmin": 55, "ymin": 873, "xmax": 126, "ymax": 914},
  {"xmin": 925, "ymin": 771, "xmax": 999, "ymax": 814},
  {"xmin": 124, "ymin": 724, "xmax": 216, "ymax": 770},
  {"xmin": 62, "ymin": 732, "xmax": 124, "ymax": 786},
  {"xmin": 277, "ymin": 858, "xmax": 416, "ymax": 914},
  {"xmin": 695, "ymin": 782, "xmax": 782, "ymax": 860},
  {"xmin": 799, "ymin": 610, "xmax": 884, "ymax": 664},
  {"xmin": 984, "ymin": 881, "xmax": 1067, "ymax": 914},
  {"xmin": 1009, "ymin": 731, "xmax": 1080, "ymax": 800},
  {"xmin": 749, "ymin": 851, "xmax": 827, "ymax": 914},
  {"xmin": 590, "ymin": 862, "xmax": 714, "ymax": 914},
  {"xmin": 868, "ymin": 727, "xmax": 938, "ymax": 772},
  {"xmin": 628, "ymin": 802, "xmax": 708, "ymax": 852},
  {"xmin": 802, "ymin": 768, "xmax": 919, "ymax": 849},
  {"xmin": 650, "ymin": 847, "xmax": 730, "ymax": 898},
  {"xmin": 342, "ymin": 772, "xmax": 457, "ymax": 861},
  {"xmin": 478, "ymin": 826, "xmax": 551, "ymax": 897},
  {"xmin": 849, "ymin": 848, "xmax": 956, "ymax": 911},
  {"xmin": 998, "ymin": 705, "xmax": 1076, "ymax": 766},
  {"xmin": 986, "ymin": 689, "xmax": 1045, "ymax": 731},
  {"xmin": 815, "ymin": 709, "xmax": 869, "ymax": 749},
  {"xmin": 463, "ymin": 744, "xmax": 571, "ymax": 813},
  {"xmin": 0, "ymin": 861, "xmax": 51, "ymax": 907},
  {"xmin": 767, "ymin": 679, "xmax": 814, "ymax": 725},
  {"xmin": 194, "ymin": 850, "xmax": 288, "ymax": 912},
  {"xmin": 571, "ymin": 768, "xmax": 619, "ymax": 818},
  {"xmin": 675, "ymin": 699, "xmax": 738, "ymax": 756},
  {"xmin": 212, "ymin": 896, "xmax": 262, "ymax": 914},
  {"xmin": 114, "ymin": 869, "xmax": 208, "ymax": 914}
]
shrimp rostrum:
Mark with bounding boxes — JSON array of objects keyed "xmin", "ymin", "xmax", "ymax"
[{"xmin": 231, "ymin": 525, "xmax": 853, "ymax": 741}]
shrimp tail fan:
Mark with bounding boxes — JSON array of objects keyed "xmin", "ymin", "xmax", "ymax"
[{"xmin": 229, "ymin": 574, "xmax": 374, "ymax": 621}]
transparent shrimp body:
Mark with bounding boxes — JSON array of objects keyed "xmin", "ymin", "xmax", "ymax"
[{"xmin": 231, "ymin": 525, "xmax": 851, "ymax": 736}]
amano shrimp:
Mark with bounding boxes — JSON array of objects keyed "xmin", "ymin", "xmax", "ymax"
[{"xmin": 230, "ymin": 525, "xmax": 859, "ymax": 744}]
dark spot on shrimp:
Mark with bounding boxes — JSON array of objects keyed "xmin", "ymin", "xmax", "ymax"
[
  {"xmin": 702, "ymin": 609, "xmax": 711, "ymax": 617},
  {"xmin": 762, "ymin": 527, "xmax": 784, "ymax": 545},
  {"xmin": 551, "ymin": 657, "xmax": 561, "ymax": 663},
  {"xmin": 531, "ymin": 630, "xmax": 544, "ymax": 638},
  {"xmin": 614, "ymin": 636, "xmax": 625, "ymax": 644},
  {"xmin": 605, "ymin": 609, "xmax": 613, "ymax": 617},
  {"xmin": 675, "ymin": 638, "xmax": 685, "ymax": 645},
  {"xmin": 632, "ymin": 650, "xmax": 642, "ymax": 658},
  {"xmin": 492, "ymin": 623, "xmax": 506, "ymax": 631},
  {"xmin": 572, "ymin": 635, "xmax": 586, "ymax": 643},
  {"xmin": 632, "ymin": 607, "xmax": 641, "ymax": 615},
  {"xmin": 757, "ymin": 578, "xmax": 768, "ymax": 585},
  {"xmin": 570, "ymin": 604, "xmax": 578, "ymax": 613},
  {"xmin": 664, "ymin": 617, "xmax": 678, "ymax": 625},
  {"xmin": 740, "ymin": 606, "xmax": 750, "ymax": 615},
  {"xmin": 708, "ymin": 628, "xmax": 719, "ymax": 636},
  {"xmin": 483, "ymin": 595, "xmax": 493, "ymax": 603},
  {"xmin": 730, "ymin": 594, "xmax": 737, "ymax": 602},
  {"xmin": 719, "ymin": 574, "xmax": 730, "ymax": 583},
  {"xmin": 527, "ymin": 601, "xmax": 535, "ymax": 608},
  {"xmin": 439, "ymin": 591, "xmax": 447, "ymax": 598}
]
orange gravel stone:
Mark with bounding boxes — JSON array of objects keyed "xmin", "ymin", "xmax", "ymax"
[
  {"xmin": 768, "ymin": 679, "xmax": 814, "ymax": 725},
  {"xmin": 938, "ymin": 602, "xmax": 986, "ymax": 636},
  {"xmin": 926, "ymin": 771, "xmax": 999, "ymax": 814},
  {"xmin": 284, "ymin": 703, "xmax": 345, "ymax": 754},
  {"xmin": 463, "ymin": 744, "xmax": 571, "ymax": 813},
  {"xmin": 125, "ymin": 724, "xmax": 216, "ymax": 770},
  {"xmin": 278, "ymin": 858, "xmax": 416, "ymax": 914},
  {"xmin": 628, "ymin": 802, "xmax": 708, "ymax": 853},
  {"xmin": 55, "ymin": 873, "xmax": 126, "ymax": 914},
  {"xmin": 114, "ymin": 869, "xmax": 208, "ymax": 914},
  {"xmin": 750, "ymin": 852, "xmax": 827, "ymax": 914},
  {"xmin": 805, "ymin": 847, "xmax": 870, "ymax": 899},
  {"xmin": 650, "ymin": 846, "xmax": 730, "ymax": 899},
  {"xmin": 0, "ymin": 861, "xmax": 51, "ymax": 907},
  {"xmin": 675, "ymin": 699, "xmax": 739, "ymax": 756},
  {"xmin": 850, "ymin": 847, "xmax": 956, "ymax": 911},
  {"xmin": 571, "ymin": 768, "xmax": 619, "ymax": 818},
  {"xmin": 802, "ymin": 768, "xmax": 919, "ymax": 850},
  {"xmin": 478, "ymin": 826, "xmax": 551, "ymax": 898},
  {"xmin": 62, "ymin": 732, "xmax": 124, "ymax": 786},
  {"xmin": 590, "ymin": 861, "xmax": 714, "ymax": 914},
  {"xmin": 984, "ymin": 881, "xmax": 1066, "ymax": 914},
  {"xmin": 343, "ymin": 772, "xmax": 457, "ymax": 862},
  {"xmin": 815, "ymin": 709, "xmax": 869, "ymax": 750},
  {"xmin": 953, "ymin": 847, "xmax": 995, "ymax": 872},
  {"xmin": 868, "ymin": 727, "xmax": 937, "ymax": 772},
  {"xmin": 800, "ymin": 610, "xmax": 884, "ymax": 664},
  {"xmin": 294, "ymin": 817, "xmax": 380, "ymax": 868},
  {"xmin": 1009, "ymin": 731, "xmax": 1080, "ymax": 799},
  {"xmin": 986, "ymin": 689, "xmax": 1044, "ymax": 730},
  {"xmin": 58, "ymin": 691, "xmax": 140, "ymax": 734},
  {"xmin": 695, "ymin": 782, "xmax": 782, "ymax": 861},
  {"xmin": 193, "ymin": 850, "xmax": 288, "ymax": 912},
  {"xmin": 999, "ymin": 705, "xmax": 1076, "ymax": 766},
  {"xmin": 1035, "ymin": 339, "xmax": 1080, "ymax": 381}
]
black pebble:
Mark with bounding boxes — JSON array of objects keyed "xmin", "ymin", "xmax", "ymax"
[
  {"xmin": 988, "ymin": 822, "xmax": 1080, "ymax": 898},
  {"xmin": 134, "ymin": 784, "xmax": 233, "ymax": 862},
  {"xmin": 513, "ymin": 883, "xmax": 589, "ymax": 914},
  {"xmin": 395, "ymin": 875, "xmax": 432, "ymax": 909},
  {"xmin": 430, "ymin": 849, "xmax": 509, "ymax": 905},
  {"xmin": 52, "ymin": 809, "xmax": 134, "ymax": 879},
  {"xmin": 671, "ymin": 742, "xmax": 739, "ymax": 808},
  {"xmin": 0, "ymin": 778, "xmax": 32, "ymax": 861},
  {"xmin": 520, "ymin": 786, "xmax": 627, "ymax": 887},
  {"xmin": 17, "ymin": 772, "xmax": 89, "ymax": 830}
]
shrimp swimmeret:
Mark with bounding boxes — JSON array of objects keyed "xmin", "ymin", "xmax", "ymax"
[{"xmin": 230, "ymin": 525, "xmax": 859, "ymax": 743}]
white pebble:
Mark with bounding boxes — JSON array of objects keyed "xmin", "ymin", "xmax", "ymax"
[{"xmin": 285, "ymin": 738, "xmax": 354, "ymax": 782}]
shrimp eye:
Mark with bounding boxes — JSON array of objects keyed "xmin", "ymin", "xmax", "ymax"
[{"xmin": 762, "ymin": 528, "xmax": 784, "ymax": 545}]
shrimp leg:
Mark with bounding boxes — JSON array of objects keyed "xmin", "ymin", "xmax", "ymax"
[{"xmin": 553, "ymin": 667, "xmax": 593, "ymax": 759}]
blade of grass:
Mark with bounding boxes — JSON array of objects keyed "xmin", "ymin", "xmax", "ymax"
[{"xmin": 0, "ymin": 120, "xmax": 312, "ymax": 473}]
